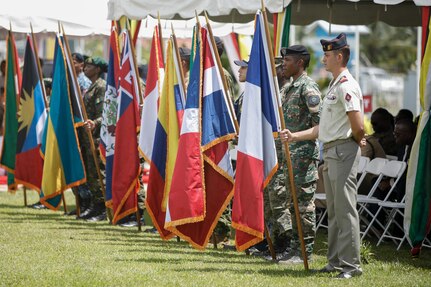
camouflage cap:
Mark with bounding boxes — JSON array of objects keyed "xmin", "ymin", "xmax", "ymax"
[{"xmin": 85, "ymin": 56, "xmax": 108, "ymax": 72}]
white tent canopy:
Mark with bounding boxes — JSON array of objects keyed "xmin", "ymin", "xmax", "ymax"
[{"xmin": 108, "ymin": 0, "xmax": 431, "ymax": 27}]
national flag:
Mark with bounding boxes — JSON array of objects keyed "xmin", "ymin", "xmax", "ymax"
[
  {"xmin": 14, "ymin": 35, "xmax": 47, "ymax": 191},
  {"xmin": 0, "ymin": 30, "xmax": 22, "ymax": 191},
  {"xmin": 166, "ymin": 25, "xmax": 236, "ymax": 249},
  {"xmin": 223, "ymin": 33, "xmax": 242, "ymax": 85},
  {"xmin": 100, "ymin": 24, "xmax": 121, "ymax": 208},
  {"xmin": 138, "ymin": 26, "xmax": 164, "ymax": 163},
  {"xmin": 40, "ymin": 35, "xmax": 86, "ymax": 210},
  {"xmin": 111, "ymin": 30, "xmax": 141, "ymax": 224},
  {"xmin": 273, "ymin": 4, "xmax": 291, "ymax": 57},
  {"xmin": 231, "ymin": 11, "xmax": 281, "ymax": 251},
  {"xmin": 60, "ymin": 35, "xmax": 85, "ymax": 127},
  {"xmin": 145, "ymin": 37, "xmax": 185, "ymax": 240},
  {"xmin": 405, "ymin": 6, "xmax": 431, "ymax": 251}
]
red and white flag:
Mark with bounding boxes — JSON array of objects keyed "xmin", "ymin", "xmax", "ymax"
[{"xmin": 139, "ymin": 26, "xmax": 164, "ymax": 163}]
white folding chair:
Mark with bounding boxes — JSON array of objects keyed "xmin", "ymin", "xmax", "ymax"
[
  {"xmin": 358, "ymin": 160, "xmax": 406, "ymax": 241},
  {"xmin": 315, "ymin": 156, "xmax": 370, "ymax": 231},
  {"xmin": 376, "ymin": 195, "xmax": 407, "ymax": 249}
]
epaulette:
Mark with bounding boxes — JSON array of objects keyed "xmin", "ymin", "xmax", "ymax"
[{"xmin": 339, "ymin": 76, "xmax": 348, "ymax": 83}]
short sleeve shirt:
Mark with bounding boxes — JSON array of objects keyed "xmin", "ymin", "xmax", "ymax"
[
  {"xmin": 319, "ymin": 69, "xmax": 363, "ymax": 143},
  {"xmin": 281, "ymin": 73, "xmax": 322, "ymax": 184}
]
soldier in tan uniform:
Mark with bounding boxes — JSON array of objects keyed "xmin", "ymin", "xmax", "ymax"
[{"xmin": 280, "ymin": 33, "xmax": 364, "ymax": 279}]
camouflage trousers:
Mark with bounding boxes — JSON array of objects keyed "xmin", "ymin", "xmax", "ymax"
[{"xmin": 265, "ymin": 169, "xmax": 316, "ymax": 256}]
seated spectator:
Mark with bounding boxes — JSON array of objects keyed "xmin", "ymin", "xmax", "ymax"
[
  {"xmin": 395, "ymin": 108, "xmax": 414, "ymax": 124},
  {"xmin": 371, "ymin": 107, "xmax": 398, "ymax": 156}
]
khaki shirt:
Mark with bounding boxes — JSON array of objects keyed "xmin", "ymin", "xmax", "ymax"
[{"xmin": 319, "ymin": 69, "xmax": 363, "ymax": 143}]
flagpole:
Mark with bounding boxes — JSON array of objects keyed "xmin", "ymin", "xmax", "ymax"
[
  {"xmin": 261, "ymin": 2, "xmax": 309, "ymax": 270},
  {"xmin": 23, "ymin": 186, "xmax": 27, "ymax": 207},
  {"xmin": 171, "ymin": 24, "xmax": 186, "ymax": 97},
  {"xmin": 60, "ymin": 24, "xmax": 107, "ymax": 209},
  {"xmin": 157, "ymin": 12, "xmax": 165, "ymax": 63},
  {"xmin": 30, "ymin": 24, "xmax": 48, "ymax": 108},
  {"xmin": 124, "ymin": 22, "xmax": 144, "ymax": 105},
  {"xmin": 203, "ymin": 11, "xmax": 239, "ymax": 134}
]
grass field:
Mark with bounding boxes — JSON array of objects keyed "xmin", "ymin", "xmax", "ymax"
[{"xmin": 1, "ymin": 189, "xmax": 430, "ymax": 287}]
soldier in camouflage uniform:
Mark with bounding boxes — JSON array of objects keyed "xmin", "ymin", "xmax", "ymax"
[
  {"xmin": 76, "ymin": 56, "xmax": 108, "ymax": 222},
  {"xmin": 269, "ymin": 45, "xmax": 321, "ymax": 264}
]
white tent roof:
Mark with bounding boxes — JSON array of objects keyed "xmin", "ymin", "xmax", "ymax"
[{"xmin": 107, "ymin": 0, "xmax": 431, "ymax": 27}]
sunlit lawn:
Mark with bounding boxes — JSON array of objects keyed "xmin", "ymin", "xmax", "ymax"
[{"xmin": 1, "ymin": 188, "xmax": 430, "ymax": 286}]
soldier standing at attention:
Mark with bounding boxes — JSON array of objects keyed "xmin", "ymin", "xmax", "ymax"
[
  {"xmin": 280, "ymin": 33, "xmax": 364, "ymax": 279},
  {"xmin": 266, "ymin": 45, "xmax": 321, "ymax": 263},
  {"xmin": 76, "ymin": 56, "xmax": 108, "ymax": 222}
]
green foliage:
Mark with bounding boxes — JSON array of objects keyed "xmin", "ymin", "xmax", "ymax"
[{"xmin": 361, "ymin": 23, "xmax": 417, "ymax": 74}]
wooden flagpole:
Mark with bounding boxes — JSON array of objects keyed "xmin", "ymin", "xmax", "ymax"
[
  {"xmin": 260, "ymin": 2, "xmax": 309, "ymax": 270},
  {"xmin": 60, "ymin": 24, "xmax": 107, "ymax": 213},
  {"xmin": 203, "ymin": 11, "xmax": 239, "ymax": 134}
]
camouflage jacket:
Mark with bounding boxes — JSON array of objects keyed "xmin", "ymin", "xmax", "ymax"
[
  {"xmin": 280, "ymin": 73, "xmax": 321, "ymax": 184},
  {"xmin": 84, "ymin": 77, "xmax": 106, "ymax": 139}
]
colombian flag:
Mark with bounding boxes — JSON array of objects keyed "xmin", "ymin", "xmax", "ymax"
[
  {"xmin": 40, "ymin": 35, "xmax": 86, "ymax": 210},
  {"xmin": 146, "ymin": 36, "xmax": 185, "ymax": 240}
]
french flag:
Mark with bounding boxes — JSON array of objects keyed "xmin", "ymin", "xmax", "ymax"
[
  {"xmin": 231, "ymin": 11, "xmax": 281, "ymax": 252},
  {"xmin": 166, "ymin": 26, "xmax": 236, "ymax": 249},
  {"xmin": 139, "ymin": 26, "xmax": 164, "ymax": 163}
]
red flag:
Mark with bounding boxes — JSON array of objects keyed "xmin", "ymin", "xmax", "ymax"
[{"xmin": 111, "ymin": 30, "xmax": 141, "ymax": 224}]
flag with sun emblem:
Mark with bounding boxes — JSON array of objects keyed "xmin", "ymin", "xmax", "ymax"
[{"xmin": 14, "ymin": 35, "xmax": 47, "ymax": 192}]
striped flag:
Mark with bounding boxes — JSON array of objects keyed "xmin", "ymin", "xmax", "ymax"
[
  {"xmin": 166, "ymin": 25, "xmax": 236, "ymax": 249},
  {"xmin": 145, "ymin": 37, "xmax": 185, "ymax": 240},
  {"xmin": 405, "ymin": 6, "xmax": 431, "ymax": 253},
  {"xmin": 111, "ymin": 30, "xmax": 141, "ymax": 224},
  {"xmin": 231, "ymin": 11, "xmax": 281, "ymax": 251},
  {"xmin": 40, "ymin": 35, "xmax": 86, "ymax": 210},
  {"xmin": 14, "ymin": 35, "xmax": 47, "ymax": 191},
  {"xmin": 273, "ymin": 4, "xmax": 291, "ymax": 57},
  {"xmin": 100, "ymin": 25, "xmax": 121, "ymax": 208},
  {"xmin": 139, "ymin": 26, "xmax": 164, "ymax": 163},
  {"xmin": 0, "ymin": 30, "xmax": 22, "ymax": 191}
]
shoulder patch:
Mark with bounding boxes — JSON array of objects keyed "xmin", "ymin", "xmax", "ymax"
[
  {"xmin": 339, "ymin": 76, "xmax": 348, "ymax": 83},
  {"xmin": 308, "ymin": 95, "xmax": 320, "ymax": 107},
  {"xmin": 345, "ymin": 93, "xmax": 352, "ymax": 102}
]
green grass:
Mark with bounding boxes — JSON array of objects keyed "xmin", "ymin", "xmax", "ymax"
[{"xmin": 1, "ymin": 189, "xmax": 431, "ymax": 287}]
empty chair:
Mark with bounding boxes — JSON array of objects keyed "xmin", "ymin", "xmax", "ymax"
[{"xmin": 358, "ymin": 160, "xmax": 407, "ymax": 241}]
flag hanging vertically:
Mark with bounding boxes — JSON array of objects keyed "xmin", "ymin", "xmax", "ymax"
[
  {"xmin": 146, "ymin": 36, "xmax": 185, "ymax": 240},
  {"xmin": 166, "ymin": 25, "xmax": 236, "ymax": 249},
  {"xmin": 273, "ymin": 4, "xmax": 291, "ymax": 57},
  {"xmin": 0, "ymin": 30, "xmax": 22, "ymax": 191},
  {"xmin": 111, "ymin": 30, "xmax": 141, "ymax": 224},
  {"xmin": 14, "ymin": 35, "xmax": 47, "ymax": 191},
  {"xmin": 232, "ymin": 11, "xmax": 280, "ymax": 251},
  {"xmin": 60, "ymin": 35, "xmax": 85, "ymax": 127},
  {"xmin": 100, "ymin": 24, "xmax": 120, "ymax": 208},
  {"xmin": 405, "ymin": 6, "xmax": 431, "ymax": 254},
  {"xmin": 139, "ymin": 26, "xmax": 164, "ymax": 163},
  {"xmin": 40, "ymin": 35, "xmax": 86, "ymax": 210}
]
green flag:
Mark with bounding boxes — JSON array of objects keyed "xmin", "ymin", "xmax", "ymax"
[{"xmin": 0, "ymin": 31, "xmax": 21, "ymax": 191}]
